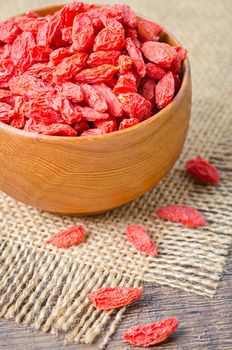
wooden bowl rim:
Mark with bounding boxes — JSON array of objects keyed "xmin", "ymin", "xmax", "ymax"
[{"xmin": 0, "ymin": 6, "xmax": 191, "ymax": 143}]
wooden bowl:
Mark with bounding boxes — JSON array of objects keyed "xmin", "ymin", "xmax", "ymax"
[{"xmin": 0, "ymin": 6, "xmax": 191, "ymax": 215}]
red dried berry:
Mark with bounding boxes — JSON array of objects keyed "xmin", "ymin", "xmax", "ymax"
[
  {"xmin": 75, "ymin": 64, "xmax": 118, "ymax": 84},
  {"xmin": 11, "ymin": 31, "xmax": 36, "ymax": 72},
  {"xmin": 9, "ymin": 74, "xmax": 50, "ymax": 99},
  {"xmin": 87, "ymin": 287, "xmax": 143, "ymax": 310},
  {"xmin": 10, "ymin": 114, "xmax": 25, "ymax": 129},
  {"xmin": 0, "ymin": 89, "xmax": 13, "ymax": 101},
  {"xmin": 156, "ymin": 205, "xmax": 206, "ymax": 227},
  {"xmin": 118, "ymin": 93, "xmax": 151, "ymax": 120},
  {"xmin": 81, "ymin": 83, "xmax": 108, "ymax": 112},
  {"xmin": 61, "ymin": 26, "xmax": 72, "ymax": 44},
  {"xmin": 47, "ymin": 226, "xmax": 85, "ymax": 248},
  {"xmin": 93, "ymin": 20, "xmax": 125, "ymax": 51},
  {"xmin": 93, "ymin": 84, "xmax": 123, "ymax": 117},
  {"xmin": 125, "ymin": 37, "xmax": 146, "ymax": 77},
  {"xmin": 155, "ymin": 72, "xmax": 175, "ymax": 109},
  {"xmin": 53, "ymin": 53, "xmax": 88, "ymax": 83},
  {"xmin": 59, "ymin": 82, "xmax": 83, "ymax": 103},
  {"xmin": 95, "ymin": 120, "xmax": 117, "ymax": 134},
  {"xmin": 0, "ymin": 102, "xmax": 15, "ymax": 123},
  {"xmin": 119, "ymin": 5, "xmax": 137, "ymax": 28},
  {"xmin": 50, "ymin": 48, "xmax": 72, "ymax": 66},
  {"xmin": 72, "ymin": 13, "xmax": 94, "ymax": 52},
  {"xmin": 119, "ymin": 117, "xmax": 140, "ymax": 130},
  {"xmin": 73, "ymin": 121, "xmax": 89, "ymax": 135},
  {"xmin": 186, "ymin": 156, "xmax": 220, "ymax": 184},
  {"xmin": 76, "ymin": 106, "xmax": 109, "ymax": 122},
  {"xmin": 137, "ymin": 17, "xmax": 163, "ymax": 42},
  {"xmin": 113, "ymin": 75, "xmax": 137, "ymax": 95},
  {"xmin": 118, "ymin": 55, "xmax": 133, "ymax": 74},
  {"xmin": 87, "ymin": 50, "xmax": 120, "ymax": 67},
  {"xmin": 141, "ymin": 78, "xmax": 156, "ymax": 102},
  {"xmin": 146, "ymin": 62, "xmax": 165, "ymax": 81},
  {"xmin": 0, "ymin": 19, "xmax": 21, "ymax": 44},
  {"xmin": 80, "ymin": 128, "xmax": 103, "ymax": 137},
  {"xmin": 126, "ymin": 225, "xmax": 158, "ymax": 256},
  {"xmin": 123, "ymin": 318, "xmax": 178, "ymax": 347},
  {"xmin": 142, "ymin": 41, "xmax": 177, "ymax": 68}
]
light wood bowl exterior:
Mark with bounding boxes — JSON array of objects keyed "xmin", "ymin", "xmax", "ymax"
[{"xmin": 0, "ymin": 6, "xmax": 192, "ymax": 215}]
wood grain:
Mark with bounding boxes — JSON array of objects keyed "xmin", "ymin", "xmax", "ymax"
[
  {"xmin": 1, "ymin": 249, "xmax": 231, "ymax": 350},
  {"xmin": 0, "ymin": 6, "xmax": 191, "ymax": 215}
]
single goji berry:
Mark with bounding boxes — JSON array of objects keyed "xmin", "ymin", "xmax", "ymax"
[
  {"xmin": 119, "ymin": 5, "xmax": 137, "ymax": 28},
  {"xmin": 93, "ymin": 83, "xmax": 123, "ymax": 117},
  {"xmin": 113, "ymin": 75, "xmax": 137, "ymax": 95},
  {"xmin": 50, "ymin": 47, "xmax": 72, "ymax": 66},
  {"xmin": 53, "ymin": 53, "xmax": 88, "ymax": 83},
  {"xmin": 80, "ymin": 128, "xmax": 103, "ymax": 137},
  {"xmin": 125, "ymin": 37, "xmax": 146, "ymax": 77},
  {"xmin": 0, "ymin": 102, "xmax": 15, "ymax": 123},
  {"xmin": 76, "ymin": 106, "xmax": 109, "ymax": 122},
  {"xmin": 10, "ymin": 114, "xmax": 25, "ymax": 129},
  {"xmin": 156, "ymin": 205, "xmax": 206, "ymax": 227},
  {"xmin": 0, "ymin": 19, "xmax": 21, "ymax": 44},
  {"xmin": 118, "ymin": 92, "xmax": 151, "ymax": 120},
  {"xmin": 87, "ymin": 287, "xmax": 143, "ymax": 310},
  {"xmin": 47, "ymin": 226, "xmax": 85, "ymax": 248},
  {"xmin": 87, "ymin": 51, "xmax": 120, "ymax": 67},
  {"xmin": 118, "ymin": 55, "xmax": 133, "ymax": 74},
  {"xmin": 93, "ymin": 20, "xmax": 125, "ymax": 51},
  {"xmin": 155, "ymin": 72, "xmax": 175, "ymax": 109},
  {"xmin": 186, "ymin": 156, "xmax": 220, "ymax": 184},
  {"xmin": 75, "ymin": 65, "xmax": 118, "ymax": 84},
  {"xmin": 73, "ymin": 120, "xmax": 89, "ymax": 135},
  {"xmin": 59, "ymin": 82, "xmax": 83, "ymax": 103},
  {"xmin": 126, "ymin": 225, "xmax": 158, "ymax": 256},
  {"xmin": 142, "ymin": 41, "xmax": 177, "ymax": 68},
  {"xmin": 11, "ymin": 31, "xmax": 36, "ymax": 72},
  {"xmin": 119, "ymin": 117, "xmax": 140, "ymax": 130},
  {"xmin": 94, "ymin": 120, "xmax": 117, "ymax": 134},
  {"xmin": 137, "ymin": 17, "xmax": 163, "ymax": 42},
  {"xmin": 72, "ymin": 13, "xmax": 94, "ymax": 52},
  {"xmin": 123, "ymin": 318, "xmax": 178, "ymax": 347},
  {"xmin": 146, "ymin": 62, "xmax": 166, "ymax": 81},
  {"xmin": 9, "ymin": 74, "xmax": 50, "ymax": 99},
  {"xmin": 81, "ymin": 83, "xmax": 108, "ymax": 112},
  {"xmin": 141, "ymin": 78, "xmax": 156, "ymax": 102}
]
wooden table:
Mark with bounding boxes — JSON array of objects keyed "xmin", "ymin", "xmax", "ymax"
[{"xmin": 1, "ymin": 249, "xmax": 231, "ymax": 349}]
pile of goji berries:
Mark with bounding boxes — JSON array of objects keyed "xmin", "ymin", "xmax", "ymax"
[{"xmin": 0, "ymin": 2, "xmax": 187, "ymax": 136}]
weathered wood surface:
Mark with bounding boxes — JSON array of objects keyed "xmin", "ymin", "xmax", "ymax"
[{"xmin": 1, "ymin": 249, "xmax": 231, "ymax": 350}]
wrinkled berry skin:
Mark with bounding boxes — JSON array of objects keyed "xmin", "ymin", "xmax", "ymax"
[{"xmin": 186, "ymin": 156, "xmax": 220, "ymax": 184}]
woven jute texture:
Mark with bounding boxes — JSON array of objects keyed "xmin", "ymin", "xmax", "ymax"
[{"xmin": 0, "ymin": 0, "xmax": 232, "ymax": 348}]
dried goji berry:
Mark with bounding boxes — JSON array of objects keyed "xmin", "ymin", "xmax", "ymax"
[
  {"xmin": 146, "ymin": 62, "xmax": 165, "ymax": 81},
  {"xmin": 47, "ymin": 225, "xmax": 85, "ymax": 248},
  {"xmin": 87, "ymin": 51, "xmax": 120, "ymax": 67},
  {"xmin": 123, "ymin": 318, "xmax": 178, "ymax": 347},
  {"xmin": 141, "ymin": 78, "xmax": 156, "ymax": 102},
  {"xmin": 0, "ymin": 19, "xmax": 21, "ymax": 44},
  {"xmin": 61, "ymin": 26, "xmax": 73, "ymax": 44},
  {"xmin": 186, "ymin": 156, "xmax": 220, "ymax": 184},
  {"xmin": 113, "ymin": 75, "xmax": 137, "ymax": 95},
  {"xmin": 10, "ymin": 114, "xmax": 25, "ymax": 129},
  {"xmin": 9, "ymin": 74, "xmax": 50, "ymax": 99},
  {"xmin": 156, "ymin": 205, "xmax": 206, "ymax": 227},
  {"xmin": 125, "ymin": 37, "xmax": 146, "ymax": 77},
  {"xmin": 87, "ymin": 287, "xmax": 143, "ymax": 310},
  {"xmin": 93, "ymin": 20, "xmax": 125, "ymax": 51},
  {"xmin": 155, "ymin": 72, "xmax": 175, "ymax": 109},
  {"xmin": 137, "ymin": 17, "xmax": 163, "ymax": 41},
  {"xmin": 51, "ymin": 96, "xmax": 81, "ymax": 124},
  {"xmin": 72, "ymin": 13, "xmax": 94, "ymax": 52},
  {"xmin": 93, "ymin": 84, "xmax": 123, "ymax": 117},
  {"xmin": 0, "ymin": 89, "xmax": 12, "ymax": 101},
  {"xmin": 126, "ymin": 225, "xmax": 158, "ymax": 256},
  {"xmin": 119, "ymin": 5, "xmax": 137, "ymax": 28},
  {"xmin": 118, "ymin": 92, "xmax": 151, "ymax": 120},
  {"xmin": 11, "ymin": 31, "xmax": 35, "ymax": 72},
  {"xmin": 53, "ymin": 53, "xmax": 88, "ymax": 83},
  {"xmin": 119, "ymin": 117, "xmax": 140, "ymax": 130},
  {"xmin": 94, "ymin": 120, "xmax": 117, "ymax": 134},
  {"xmin": 14, "ymin": 15, "xmax": 46, "ymax": 35},
  {"xmin": 80, "ymin": 128, "xmax": 103, "ymax": 137},
  {"xmin": 73, "ymin": 120, "xmax": 89, "ymax": 135},
  {"xmin": 0, "ymin": 102, "xmax": 15, "ymax": 123},
  {"xmin": 81, "ymin": 83, "xmax": 108, "ymax": 112},
  {"xmin": 75, "ymin": 65, "xmax": 118, "ymax": 84},
  {"xmin": 142, "ymin": 41, "xmax": 177, "ymax": 68},
  {"xmin": 76, "ymin": 106, "xmax": 109, "ymax": 122},
  {"xmin": 118, "ymin": 55, "xmax": 133, "ymax": 74},
  {"xmin": 50, "ymin": 47, "xmax": 72, "ymax": 66},
  {"xmin": 59, "ymin": 82, "xmax": 83, "ymax": 103}
]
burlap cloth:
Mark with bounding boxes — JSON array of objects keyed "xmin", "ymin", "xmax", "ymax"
[{"xmin": 0, "ymin": 0, "xmax": 232, "ymax": 348}]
